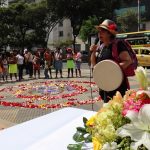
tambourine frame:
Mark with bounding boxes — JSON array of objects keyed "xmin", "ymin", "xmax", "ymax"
[{"xmin": 93, "ymin": 60, "xmax": 123, "ymax": 91}]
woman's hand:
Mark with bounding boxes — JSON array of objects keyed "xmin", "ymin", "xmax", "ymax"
[{"xmin": 90, "ymin": 44, "xmax": 98, "ymax": 52}]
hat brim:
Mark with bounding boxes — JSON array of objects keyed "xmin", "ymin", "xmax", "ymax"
[{"xmin": 95, "ymin": 24, "xmax": 117, "ymax": 35}]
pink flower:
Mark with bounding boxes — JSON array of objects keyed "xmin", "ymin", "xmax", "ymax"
[{"xmin": 122, "ymin": 91, "xmax": 150, "ymax": 116}]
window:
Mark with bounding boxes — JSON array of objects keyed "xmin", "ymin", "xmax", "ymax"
[
  {"xmin": 59, "ymin": 31, "xmax": 63, "ymax": 37},
  {"xmin": 141, "ymin": 49, "xmax": 150, "ymax": 55}
]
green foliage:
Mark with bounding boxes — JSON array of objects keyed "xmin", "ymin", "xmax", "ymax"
[
  {"xmin": 79, "ymin": 16, "xmax": 99, "ymax": 42},
  {"xmin": 0, "ymin": 1, "xmax": 54, "ymax": 50},
  {"xmin": 67, "ymin": 143, "xmax": 83, "ymax": 150},
  {"xmin": 116, "ymin": 9, "xmax": 138, "ymax": 32},
  {"xmin": 115, "ymin": 136, "xmax": 132, "ymax": 149},
  {"xmin": 0, "ymin": 0, "xmax": 130, "ymax": 50},
  {"xmin": 115, "ymin": 136, "xmax": 148, "ymax": 150},
  {"xmin": 67, "ymin": 117, "xmax": 92, "ymax": 150}
]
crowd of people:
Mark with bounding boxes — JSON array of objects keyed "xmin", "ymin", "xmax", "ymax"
[{"xmin": 0, "ymin": 47, "xmax": 83, "ymax": 83}]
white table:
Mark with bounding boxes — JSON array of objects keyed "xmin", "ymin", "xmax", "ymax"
[{"xmin": 0, "ymin": 108, "xmax": 95, "ymax": 150}]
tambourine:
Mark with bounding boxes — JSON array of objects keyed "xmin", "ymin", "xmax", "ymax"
[{"xmin": 93, "ymin": 60, "xmax": 123, "ymax": 91}]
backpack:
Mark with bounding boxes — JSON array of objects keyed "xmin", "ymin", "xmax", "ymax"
[{"xmin": 112, "ymin": 39, "xmax": 138, "ymax": 77}]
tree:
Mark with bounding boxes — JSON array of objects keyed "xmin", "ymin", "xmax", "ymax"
[
  {"xmin": 0, "ymin": 1, "xmax": 51, "ymax": 51},
  {"xmin": 6, "ymin": 2, "xmax": 33, "ymax": 50},
  {"xmin": 79, "ymin": 16, "xmax": 99, "ymax": 43},
  {"xmin": 0, "ymin": 7, "xmax": 12, "ymax": 51},
  {"xmin": 26, "ymin": 1, "xmax": 48, "ymax": 48},
  {"xmin": 116, "ymin": 9, "xmax": 138, "ymax": 32},
  {"xmin": 47, "ymin": 0, "xmax": 123, "ymax": 49}
]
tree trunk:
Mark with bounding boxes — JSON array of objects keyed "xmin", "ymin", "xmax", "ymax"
[{"xmin": 73, "ymin": 35, "xmax": 76, "ymax": 51}]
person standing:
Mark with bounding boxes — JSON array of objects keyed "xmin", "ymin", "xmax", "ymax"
[
  {"xmin": 74, "ymin": 49, "xmax": 82, "ymax": 77},
  {"xmin": 44, "ymin": 49, "xmax": 53, "ymax": 79},
  {"xmin": 66, "ymin": 48, "xmax": 75, "ymax": 78},
  {"xmin": 90, "ymin": 19, "xmax": 132, "ymax": 103},
  {"xmin": 24, "ymin": 51, "xmax": 33, "ymax": 78},
  {"xmin": 8, "ymin": 52, "xmax": 18, "ymax": 81},
  {"xmin": 54, "ymin": 47, "xmax": 63, "ymax": 78},
  {"xmin": 33, "ymin": 52, "xmax": 41, "ymax": 79},
  {"xmin": 2, "ymin": 54, "xmax": 8, "ymax": 82},
  {"xmin": 24, "ymin": 49, "xmax": 29, "ymax": 75},
  {"xmin": 16, "ymin": 51, "xmax": 24, "ymax": 81}
]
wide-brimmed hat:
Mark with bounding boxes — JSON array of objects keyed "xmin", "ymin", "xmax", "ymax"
[{"xmin": 95, "ymin": 19, "xmax": 118, "ymax": 35}]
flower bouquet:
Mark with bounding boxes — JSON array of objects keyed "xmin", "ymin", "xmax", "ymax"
[{"xmin": 67, "ymin": 67, "xmax": 150, "ymax": 150}]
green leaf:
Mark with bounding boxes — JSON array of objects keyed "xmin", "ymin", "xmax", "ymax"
[
  {"xmin": 76, "ymin": 127, "xmax": 87, "ymax": 134},
  {"xmin": 83, "ymin": 117, "xmax": 88, "ymax": 126},
  {"xmin": 73, "ymin": 132, "xmax": 85, "ymax": 142},
  {"xmin": 67, "ymin": 143, "xmax": 83, "ymax": 150},
  {"xmin": 84, "ymin": 134, "xmax": 92, "ymax": 143}
]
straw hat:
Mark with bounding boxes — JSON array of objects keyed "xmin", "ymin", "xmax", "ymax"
[{"xmin": 95, "ymin": 19, "xmax": 118, "ymax": 35}]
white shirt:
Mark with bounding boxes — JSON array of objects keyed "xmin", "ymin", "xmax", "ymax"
[{"xmin": 16, "ymin": 54, "xmax": 24, "ymax": 65}]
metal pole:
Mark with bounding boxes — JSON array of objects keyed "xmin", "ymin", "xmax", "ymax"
[{"xmin": 138, "ymin": 0, "xmax": 140, "ymax": 31}]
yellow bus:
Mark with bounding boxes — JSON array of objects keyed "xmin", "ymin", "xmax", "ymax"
[
  {"xmin": 116, "ymin": 30, "xmax": 150, "ymax": 67},
  {"xmin": 116, "ymin": 30, "xmax": 150, "ymax": 46}
]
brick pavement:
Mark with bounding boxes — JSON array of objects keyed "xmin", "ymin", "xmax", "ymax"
[{"xmin": 0, "ymin": 63, "xmax": 149, "ymax": 130}]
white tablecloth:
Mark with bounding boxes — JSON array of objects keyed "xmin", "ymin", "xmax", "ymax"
[{"xmin": 0, "ymin": 107, "xmax": 95, "ymax": 150}]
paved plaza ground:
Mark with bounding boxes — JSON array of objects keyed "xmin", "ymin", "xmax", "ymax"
[{"xmin": 0, "ymin": 63, "xmax": 149, "ymax": 130}]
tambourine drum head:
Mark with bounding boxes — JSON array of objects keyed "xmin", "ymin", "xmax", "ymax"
[{"xmin": 93, "ymin": 60, "xmax": 123, "ymax": 91}]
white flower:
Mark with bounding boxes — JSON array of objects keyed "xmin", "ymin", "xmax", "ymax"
[
  {"xmin": 135, "ymin": 66, "xmax": 149, "ymax": 90},
  {"xmin": 117, "ymin": 104, "xmax": 150, "ymax": 150},
  {"xmin": 101, "ymin": 142, "xmax": 118, "ymax": 150}
]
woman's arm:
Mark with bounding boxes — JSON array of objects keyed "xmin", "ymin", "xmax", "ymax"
[{"xmin": 119, "ymin": 51, "xmax": 132, "ymax": 70}]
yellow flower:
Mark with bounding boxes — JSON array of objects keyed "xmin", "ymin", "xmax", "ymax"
[
  {"xmin": 86, "ymin": 115, "xmax": 96, "ymax": 127},
  {"xmin": 92, "ymin": 137, "xmax": 102, "ymax": 150},
  {"xmin": 39, "ymin": 104, "xmax": 46, "ymax": 108},
  {"xmin": 98, "ymin": 107, "xmax": 109, "ymax": 113},
  {"xmin": 108, "ymin": 91, "xmax": 123, "ymax": 108}
]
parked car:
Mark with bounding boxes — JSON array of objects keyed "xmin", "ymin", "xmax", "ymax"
[{"xmin": 132, "ymin": 47, "xmax": 150, "ymax": 68}]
